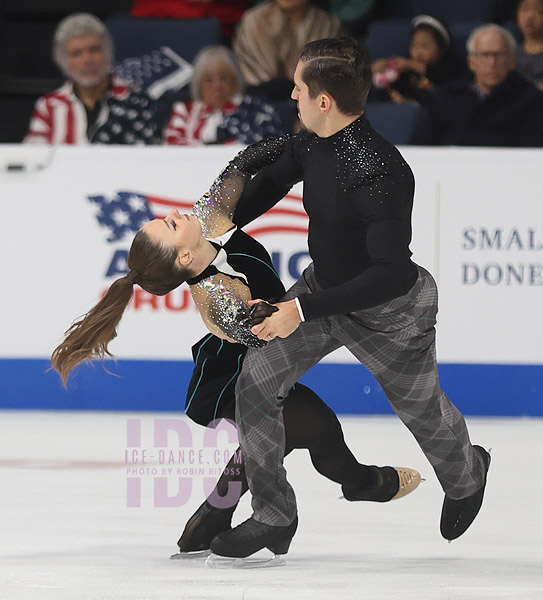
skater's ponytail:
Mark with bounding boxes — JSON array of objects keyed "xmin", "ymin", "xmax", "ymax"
[{"xmin": 51, "ymin": 229, "xmax": 191, "ymax": 385}]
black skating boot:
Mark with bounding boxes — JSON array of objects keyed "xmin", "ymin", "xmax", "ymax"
[
  {"xmin": 175, "ymin": 500, "xmax": 236, "ymax": 554},
  {"xmin": 174, "ymin": 446, "xmax": 249, "ymax": 556},
  {"xmin": 210, "ymin": 516, "xmax": 298, "ymax": 558},
  {"xmin": 440, "ymin": 445, "xmax": 491, "ymax": 541},
  {"xmin": 342, "ymin": 466, "xmax": 421, "ymax": 502}
]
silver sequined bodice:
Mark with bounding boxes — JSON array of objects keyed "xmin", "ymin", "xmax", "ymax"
[{"xmin": 189, "ymin": 138, "xmax": 288, "ymax": 347}]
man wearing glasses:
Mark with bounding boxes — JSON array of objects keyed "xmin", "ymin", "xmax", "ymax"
[{"xmin": 413, "ymin": 24, "xmax": 543, "ymax": 146}]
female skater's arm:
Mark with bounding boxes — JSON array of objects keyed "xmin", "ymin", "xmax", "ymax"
[
  {"xmin": 193, "ymin": 136, "xmax": 292, "ymax": 237},
  {"xmin": 191, "ymin": 274, "xmax": 268, "ymax": 348}
]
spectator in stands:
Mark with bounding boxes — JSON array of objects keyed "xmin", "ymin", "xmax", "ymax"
[
  {"xmin": 24, "ymin": 13, "xmax": 160, "ymax": 145},
  {"xmin": 164, "ymin": 45, "xmax": 285, "ymax": 145},
  {"xmin": 413, "ymin": 24, "xmax": 543, "ymax": 146},
  {"xmin": 516, "ymin": 0, "xmax": 543, "ymax": 90},
  {"xmin": 371, "ymin": 15, "xmax": 465, "ymax": 103},
  {"xmin": 233, "ymin": 0, "xmax": 343, "ymax": 101}
]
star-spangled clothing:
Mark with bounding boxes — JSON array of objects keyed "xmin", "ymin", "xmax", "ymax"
[
  {"xmin": 114, "ymin": 46, "xmax": 194, "ymax": 100},
  {"xmin": 24, "ymin": 75, "xmax": 160, "ymax": 145},
  {"xmin": 164, "ymin": 93, "xmax": 284, "ymax": 145}
]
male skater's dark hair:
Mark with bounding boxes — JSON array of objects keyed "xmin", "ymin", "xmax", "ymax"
[{"xmin": 299, "ymin": 37, "xmax": 372, "ymax": 115}]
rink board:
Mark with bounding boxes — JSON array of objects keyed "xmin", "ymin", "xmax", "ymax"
[
  {"xmin": 0, "ymin": 144, "xmax": 541, "ymax": 415},
  {"xmin": 1, "ymin": 358, "xmax": 541, "ymax": 416}
]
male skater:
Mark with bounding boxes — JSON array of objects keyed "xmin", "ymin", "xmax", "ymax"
[{"xmin": 212, "ymin": 37, "xmax": 490, "ymax": 559}]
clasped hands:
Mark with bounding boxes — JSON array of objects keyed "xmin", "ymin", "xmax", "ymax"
[{"xmin": 249, "ymin": 299, "xmax": 301, "ymax": 341}]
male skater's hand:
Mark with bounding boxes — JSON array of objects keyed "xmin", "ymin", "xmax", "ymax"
[{"xmin": 249, "ymin": 299, "xmax": 301, "ymax": 340}]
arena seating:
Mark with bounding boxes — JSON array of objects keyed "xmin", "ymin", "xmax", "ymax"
[
  {"xmin": 364, "ymin": 102, "xmax": 421, "ymax": 145},
  {"xmin": 105, "ymin": 14, "xmax": 221, "ymax": 63},
  {"xmin": 366, "ymin": 20, "xmax": 411, "ymax": 60},
  {"xmin": 374, "ymin": 0, "xmax": 497, "ymax": 23},
  {"xmin": 0, "ymin": 0, "xmax": 521, "ymax": 144}
]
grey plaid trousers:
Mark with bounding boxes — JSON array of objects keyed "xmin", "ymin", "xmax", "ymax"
[{"xmin": 235, "ymin": 263, "xmax": 486, "ymax": 526}]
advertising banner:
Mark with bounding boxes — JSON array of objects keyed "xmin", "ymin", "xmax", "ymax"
[{"xmin": 0, "ymin": 145, "xmax": 541, "ymax": 414}]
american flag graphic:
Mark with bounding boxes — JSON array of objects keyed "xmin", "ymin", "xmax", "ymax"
[
  {"xmin": 87, "ymin": 191, "xmax": 308, "ymax": 243},
  {"xmin": 244, "ymin": 193, "xmax": 308, "ymax": 238},
  {"xmin": 114, "ymin": 46, "xmax": 194, "ymax": 100}
]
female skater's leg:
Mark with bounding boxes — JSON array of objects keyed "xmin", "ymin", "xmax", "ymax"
[{"xmin": 176, "ymin": 384, "xmax": 419, "ymax": 552}]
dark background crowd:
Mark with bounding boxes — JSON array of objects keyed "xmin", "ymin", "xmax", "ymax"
[{"xmin": 1, "ymin": 0, "xmax": 542, "ymax": 146}]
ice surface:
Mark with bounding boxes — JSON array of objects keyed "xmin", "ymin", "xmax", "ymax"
[{"xmin": 0, "ymin": 411, "xmax": 542, "ymax": 600}]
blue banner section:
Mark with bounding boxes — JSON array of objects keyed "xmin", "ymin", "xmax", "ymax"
[{"xmin": 1, "ymin": 359, "xmax": 541, "ymax": 416}]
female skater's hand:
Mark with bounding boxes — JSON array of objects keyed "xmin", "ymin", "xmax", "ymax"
[
  {"xmin": 249, "ymin": 300, "xmax": 278, "ymax": 326},
  {"xmin": 249, "ymin": 299, "xmax": 301, "ymax": 340}
]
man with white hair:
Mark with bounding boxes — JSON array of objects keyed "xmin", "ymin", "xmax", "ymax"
[
  {"xmin": 25, "ymin": 13, "xmax": 159, "ymax": 145},
  {"xmin": 413, "ymin": 23, "xmax": 543, "ymax": 146}
]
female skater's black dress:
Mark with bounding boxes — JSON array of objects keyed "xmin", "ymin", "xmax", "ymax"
[{"xmin": 184, "ymin": 226, "xmax": 285, "ymax": 426}]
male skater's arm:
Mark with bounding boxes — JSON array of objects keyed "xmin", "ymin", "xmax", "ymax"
[
  {"xmin": 251, "ymin": 171, "xmax": 419, "ymax": 340},
  {"xmin": 233, "ymin": 136, "xmax": 304, "ymax": 228},
  {"xmin": 250, "ymin": 218, "xmax": 414, "ymax": 340}
]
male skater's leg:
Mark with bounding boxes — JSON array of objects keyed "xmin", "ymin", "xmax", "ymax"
[
  {"xmin": 207, "ymin": 318, "xmax": 341, "ymax": 558},
  {"xmin": 337, "ymin": 266, "xmax": 490, "ymax": 539},
  {"xmin": 235, "ymin": 319, "xmax": 342, "ymax": 527}
]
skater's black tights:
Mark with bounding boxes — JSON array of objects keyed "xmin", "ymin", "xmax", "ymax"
[
  {"xmin": 283, "ymin": 383, "xmax": 370, "ymax": 485},
  {"xmin": 210, "ymin": 383, "xmax": 368, "ymax": 506}
]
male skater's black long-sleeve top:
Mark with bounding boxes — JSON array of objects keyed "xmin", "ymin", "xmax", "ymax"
[{"xmin": 233, "ymin": 115, "xmax": 419, "ymax": 321}]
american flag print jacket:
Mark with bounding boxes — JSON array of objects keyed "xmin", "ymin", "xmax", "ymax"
[{"xmin": 24, "ymin": 75, "xmax": 160, "ymax": 145}]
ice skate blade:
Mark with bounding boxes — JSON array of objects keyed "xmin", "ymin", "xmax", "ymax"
[
  {"xmin": 205, "ymin": 553, "xmax": 285, "ymax": 569},
  {"xmin": 170, "ymin": 549, "xmax": 212, "ymax": 560}
]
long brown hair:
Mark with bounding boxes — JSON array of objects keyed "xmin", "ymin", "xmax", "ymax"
[{"xmin": 51, "ymin": 229, "xmax": 190, "ymax": 385}]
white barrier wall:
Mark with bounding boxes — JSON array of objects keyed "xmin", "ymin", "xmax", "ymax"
[{"xmin": 1, "ymin": 144, "xmax": 541, "ymax": 414}]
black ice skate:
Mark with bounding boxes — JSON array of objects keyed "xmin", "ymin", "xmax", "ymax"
[
  {"xmin": 440, "ymin": 445, "xmax": 491, "ymax": 541},
  {"xmin": 170, "ymin": 500, "xmax": 235, "ymax": 559},
  {"xmin": 206, "ymin": 516, "xmax": 298, "ymax": 568},
  {"xmin": 341, "ymin": 466, "xmax": 421, "ymax": 502}
]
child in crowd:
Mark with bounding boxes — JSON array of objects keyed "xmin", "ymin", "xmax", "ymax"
[
  {"xmin": 516, "ymin": 0, "xmax": 543, "ymax": 90},
  {"xmin": 371, "ymin": 15, "xmax": 465, "ymax": 103}
]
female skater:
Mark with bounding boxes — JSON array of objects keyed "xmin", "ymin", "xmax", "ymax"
[{"xmin": 51, "ymin": 138, "xmax": 420, "ymax": 557}]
